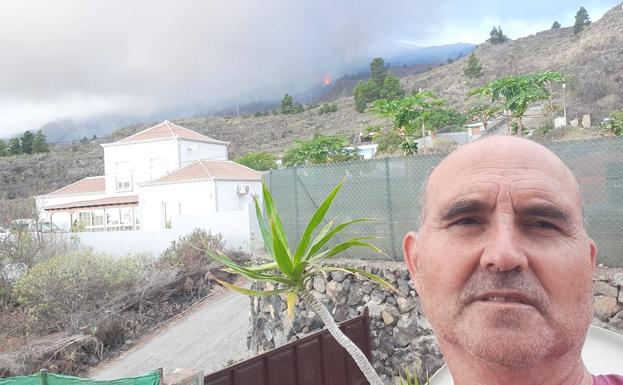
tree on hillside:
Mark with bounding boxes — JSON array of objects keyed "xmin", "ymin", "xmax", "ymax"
[
  {"xmin": 282, "ymin": 134, "xmax": 357, "ymax": 166},
  {"xmin": 281, "ymin": 94, "xmax": 294, "ymax": 114},
  {"xmin": 467, "ymin": 102, "xmax": 503, "ymax": 131},
  {"xmin": 600, "ymin": 109, "xmax": 623, "ymax": 136},
  {"xmin": 468, "ymin": 71, "xmax": 565, "ymax": 136},
  {"xmin": 32, "ymin": 130, "xmax": 49, "ymax": 153},
  {"xmin": 20, "ymin": 131, "xmax": 35, "ymax": 154},
  {"xmin": 574, "ymin": 7, "xmax": 591, "ymax": 35},
  {"xmin": 370, "ymin": 57, "xmax": 387, "ymax": 87},
  {"xmin": 371, "ymin": 90, "xmax": 466, "ymax": 155},
  {"xmin": 551, "ymin": 21, "xmax": 561, "ymax": 29},
  {"xmin": 488, "ymin": 25, "xmax": 509, "ymax": 44},
  {"xmin": 0, "ymin": 139, "xmax": 7, "ymax": 157},
  {"xmin": 235, "ymin": 151, "xmax": 278, "ymax": 171},
  {"xmin": 353, "ymin": 57, "xmax": 404, "ymax": 113},
  {"xmin": 9, "ymin": 137, "xmax": 21, "ymax": 155},
  {"xmin": 464, "ymin": 53, "xmax": 484, "ymax": 79}
]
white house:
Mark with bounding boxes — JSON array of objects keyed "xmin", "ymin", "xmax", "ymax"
[{"xmin": 35, "ymin": 121, "xmax": 264, "ymax": 253}]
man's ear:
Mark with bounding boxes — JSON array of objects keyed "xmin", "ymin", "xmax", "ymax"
[
  {"xmin": 403, "ymin": 231, "xmax": 420, "ymax": 291},
  {"xmin": 588, "ymin": 238, "xmax": 597, "ymax": 273}
]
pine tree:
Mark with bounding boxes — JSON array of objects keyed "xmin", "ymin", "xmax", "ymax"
[
  {"xmin": 551, "ymin": 21, "xmax": 561, "ymax": 29},
  {"xmin": 464, "ymin": 53, "xmax": 484, "ymax": 78},
  {"xmin": 32, "ymin": 130, "xmax": 49, "ymax": 153},
  {"xmin": 0, "ymin": 139, "xmax": 7, "ymax": 157},
  {"xmin": 281, "ymin": 94, "xmax": 293, "ymax": 114},
  {"xmin": 370, "ymin": 57, "xmax": 387, "ymax": 88},
  {"xmin": 20, "ymin": 130, "xmax": 35, "ymax": 154},
  {"xmin": 489, "ymin": 26, "xmax": 499, "ymax": 41},
  {"xmin": 488, "ymin": 25, "xmax": 509, "ymax": 44},
  {"xmin": 573, "ymin": 7, "xmax": 590, "ymax": 35},
  {"xmin": 9, "ymin": 137, "xmax": 21, "ymax": 155}
]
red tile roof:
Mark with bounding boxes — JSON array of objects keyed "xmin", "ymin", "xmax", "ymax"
[
  {"xmin": 113, "ymin": 121, "xmax": 228, "ymax": 145},
  {"xmin": 47, "ymin": 176, "xmax": 105, "ymax": 196},
  {"xmin": 149, "ymin": 160, "xmax": 262, "ymax": 184},
  {"xmin": 45, "ymin": 195, "xmax": 139, "ymax": 211}
]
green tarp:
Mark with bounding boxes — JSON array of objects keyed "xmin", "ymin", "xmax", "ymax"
[{"xmin": 0, "ymin": 371, "xmax": 160, "ymax": 385}]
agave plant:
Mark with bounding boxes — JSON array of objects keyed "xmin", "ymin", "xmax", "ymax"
[
  {"xmin": 205, "ymin": 179, "xmax": 393, "ymax": 385},
  {"xmin": 398, "ymin": 365, "xmax": 430, "ymax": 385}
]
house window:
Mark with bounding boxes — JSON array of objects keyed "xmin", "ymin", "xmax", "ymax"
[
  {"xmin": 106, "ymin": 209, "xmax": 120, "ymax": 231},
  {"xmin": 119, "ymin": 207, "xmax": 134, "ymax": 231},
  {"xmin": 92, "ymin": 210, "xmax": 105, "ymax": 229},
  {"xmin": 115, "ymin": 161, "xmax": 133, "ymax": 191},
  {"xmin": 78, "ymin": 212, "xmax": 92, "ymax": 227}
]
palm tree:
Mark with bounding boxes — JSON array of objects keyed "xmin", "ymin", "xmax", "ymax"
[{"xmin": 204, "ymin": 180, "xmax": 393, "ymax": 385}]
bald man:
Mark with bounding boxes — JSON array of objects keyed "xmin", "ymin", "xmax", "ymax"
[{"xmin": 403, "ymin": 137, "xmax": 622, "ymax": 385}]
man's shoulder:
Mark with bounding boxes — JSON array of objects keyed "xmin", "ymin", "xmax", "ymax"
[{"xmin": 593, "ymin": 374, "xmax": 623, "ymax": 385}]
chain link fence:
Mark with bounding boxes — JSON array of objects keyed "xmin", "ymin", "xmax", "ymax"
[{"xmin": 265, "ymin": 137, "xmax": 623, "ymax": 267}]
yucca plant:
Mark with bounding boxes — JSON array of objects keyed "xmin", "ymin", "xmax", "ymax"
[
  {"xmin": 205, "ymin": 179, "xmax": 393, "ymax": 385},
  {"xmin": 398, "ymin": 365, "xmax": 430, "ymax": 385}
]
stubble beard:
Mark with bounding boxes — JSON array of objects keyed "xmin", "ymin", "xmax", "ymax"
[{"xmin": 426, "ymin": 272, "xmax": 592, "ymax": 368}]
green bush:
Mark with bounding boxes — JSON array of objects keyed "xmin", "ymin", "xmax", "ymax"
[
  {"xmin": 235, "ymin": 151, "xmax": 278, "ymax": 171},
  {"xmin": 600, "ymin": 110, "xmax": 623, "ymax": 136},
  {"xmin": 318, "ymin": 103, "xmax": 338, "ymax": 115},
  {"xmin": 14, "ymin": 251, "xmax": 141, "ymax": 331}
]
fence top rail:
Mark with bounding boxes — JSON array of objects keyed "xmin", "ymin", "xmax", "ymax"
[{"xmin": 203, "ymin": 307, "xmax": 370, "ymax": 380}]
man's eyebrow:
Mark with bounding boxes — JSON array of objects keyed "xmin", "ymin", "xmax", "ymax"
[
  {"xmin": 439, "ymin": 199, "xmax": 490, "ymax": 221},
  {"xmin": 517, "ymin": 203, "xmax": 572, "ymax": 224}
]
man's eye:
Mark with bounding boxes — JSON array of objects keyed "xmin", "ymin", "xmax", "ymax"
[
  {"xmin": 531, "ymin": 220, "xmax": 558, "ymax": 230},
  {"xmin": 454, "ymin": 217, "xmax": 479, "ymax": 225}
]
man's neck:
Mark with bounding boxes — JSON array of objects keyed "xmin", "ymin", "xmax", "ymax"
[{"xmin": 440, "ymin": 342, "xmax": 593, "ymax": 385}]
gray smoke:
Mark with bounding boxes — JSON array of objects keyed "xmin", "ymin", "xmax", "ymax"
[{"xmin": 0, "ymin": 0, "xmax": 614, "ymax": 135}]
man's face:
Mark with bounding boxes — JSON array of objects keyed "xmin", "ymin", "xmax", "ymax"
[{"xmin": 403, "ymin": 138, "xmax": 597, "ymax": 367}]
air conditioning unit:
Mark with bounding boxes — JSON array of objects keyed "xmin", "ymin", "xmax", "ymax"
[{"xmin": 237, "ymin": 184, "xmax": 250, "ymax": 195}]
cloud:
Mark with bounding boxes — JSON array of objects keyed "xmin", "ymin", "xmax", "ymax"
[{"xmin": 0, "ymin": 0, "xmax": 617, "ymax": 136}]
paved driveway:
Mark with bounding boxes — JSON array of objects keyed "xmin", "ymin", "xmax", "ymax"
[{"xmin": 90, "ymin": 288, "xmax": 251, "ymax": 380}]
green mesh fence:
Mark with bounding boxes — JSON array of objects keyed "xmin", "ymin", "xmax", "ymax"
[
  {"xmin": 266, "ymin": 137, "xmax": 623, "ymax": 267},
  {"xmin": 0, "ymin": 370, "xmax": 160, "ymax": 385}
]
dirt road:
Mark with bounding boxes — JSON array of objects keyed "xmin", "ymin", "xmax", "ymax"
[{"xmin": 90, "ymin": 288, "xmax": 251, "ymax": 380}]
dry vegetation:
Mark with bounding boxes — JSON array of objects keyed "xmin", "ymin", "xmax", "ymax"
[{"xmin": 0, "ymin": 228, "xmax": 245, "ymax": 377}]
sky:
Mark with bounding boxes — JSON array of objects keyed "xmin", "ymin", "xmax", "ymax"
[{"xmin": 0, "ymin": 0, "xmax": 617, "ymax": 137}]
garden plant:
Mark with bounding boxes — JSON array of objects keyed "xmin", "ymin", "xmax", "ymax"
[{"xmin": 204, "ymin": 180, "xmax": 393, "ymax": 385}]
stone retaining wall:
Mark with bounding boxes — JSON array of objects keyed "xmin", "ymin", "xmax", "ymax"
[{"xmin": 247, "ymin": 260, "xmax": 623, "ymax": 383}]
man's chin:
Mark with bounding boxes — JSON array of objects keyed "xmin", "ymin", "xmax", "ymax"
[
  {"xmin": 461, "ymin": 328, "xmax": 556, "ymax": 367},
  {"xmin": 446, "ymin": 311, "xmax": 557, "ymax": 368}
]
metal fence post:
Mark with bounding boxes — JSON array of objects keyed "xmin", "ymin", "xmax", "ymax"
[
  {"xmin": 39, "ymin": 369, "xmax": 48, "ymax": 385},
  {"xmin": 294, "ymin": 166, "xmax": 300, "ymax": 242},
  {"xmin": 384, "ymin": 158, "xmax": 398, "ymax": 260}
]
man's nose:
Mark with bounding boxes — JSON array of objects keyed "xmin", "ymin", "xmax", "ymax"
[{"xmin": 479, "ymin": 221, "xmax": 528, "ymax": 272}]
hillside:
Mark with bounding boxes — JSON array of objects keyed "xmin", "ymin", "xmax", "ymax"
[
  {"xmin": 0, "ymin": 97, "xmax": 387, "ymax": 199},
  {"xmin": 1, "ymin": 3, "xmax": 622, "ymax": 201},
  {"xmin": 401, "ymin": 3, "xmax": 623, "ymax": 121}
]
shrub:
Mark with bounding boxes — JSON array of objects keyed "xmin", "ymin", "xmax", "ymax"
[
  {"xmin": 14, "ymin": 251, "xmax": 141, "ymax": 331},
  {"xmin": 159, "ymin": 229, "xmax": 225, "ymax": 272},
  {"xmin": 600, "ymin": 110, "xmax": 623, "ymax": 136},
  {"xmin": 318, "ymin": 103, "xmax": 338, "ymax": 115}
]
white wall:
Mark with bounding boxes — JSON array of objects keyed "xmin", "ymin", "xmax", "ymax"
[
  {"xmin": 138, "ymin": 180, "xmax": 217, "ymax": 231},
  {"xmin": 103, "ymin": 140, "xmax": 180, "ymax": 194},
  {"xmin": 178, "ymin": 139, "xmax": 228, "ymax": 165},
  {"xmin": 74, "ymin": 206, "xmax": 262, "ymax": 256},
  {"xmin": 215, "ymin": 180, "xmax": 262, "ymax": 212}
]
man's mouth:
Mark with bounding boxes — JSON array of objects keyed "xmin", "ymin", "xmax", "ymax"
[
  {"xmin": 483, "ymin": 296, "xmax": 526, "ymax": 304},
  {"xmin": 473, "ymin": 291, "xmax": 537, "ymax": 308}
]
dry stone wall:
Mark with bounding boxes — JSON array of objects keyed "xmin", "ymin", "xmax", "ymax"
[{"xmin": 248, "ymin": 261, "xmax": 623, "ymax": 383}]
